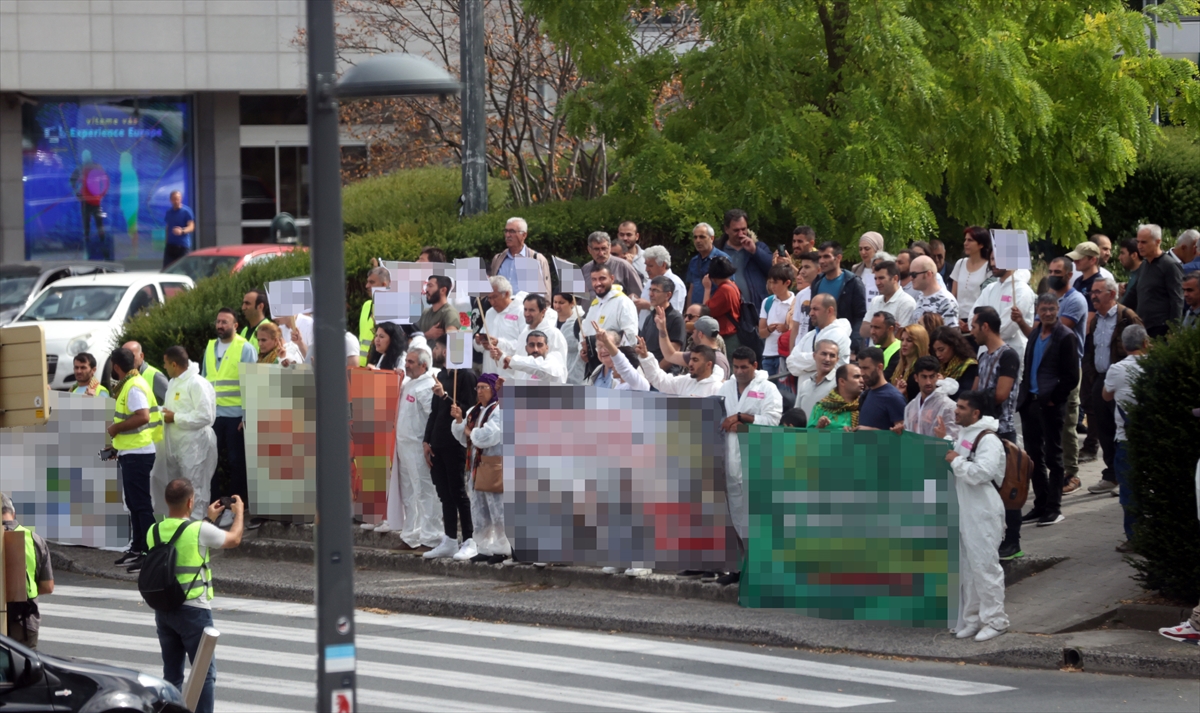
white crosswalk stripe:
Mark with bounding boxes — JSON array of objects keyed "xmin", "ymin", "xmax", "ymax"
[{"xmin": 42, "ymin": 585, "xmax": 1017, "ymax": 712}]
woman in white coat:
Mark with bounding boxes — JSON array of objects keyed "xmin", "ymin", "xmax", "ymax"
[
  {"xmin": 451, "ymin": 374, "xmax": 510, "ymax": 563},
  {"xmin": 160, "ymin": 346, "xmax": 217, "ymax": 520}
]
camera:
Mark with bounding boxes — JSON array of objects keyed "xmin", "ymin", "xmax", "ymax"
[
  {"xmin": 214, "ymin": 496, "xmax": 235, "ymax": 530},
  {"xmin": 98, "ymin": 447, "xmax": 117, "ymax": 461}
]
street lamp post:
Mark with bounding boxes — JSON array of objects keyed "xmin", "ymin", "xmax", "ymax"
[
  {"xmin": 460, "ymin": 0, "xmax": 487, "ymax": 216},
  {"xmin": 306, "ymin": 2, "xmax": 459, "ymax": 711}
]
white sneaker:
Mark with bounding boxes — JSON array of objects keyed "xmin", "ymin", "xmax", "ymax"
[
  {"xmin": 955, "ymin": 624, "xmax": 981, "ymax": 639},
  {"xmin": 453, "ymin": 538, "xmax": 478, "ymax": 561},
  {"xmin": 602, "ymin": 567, "xmax": 620, "ymax": 574},
  {"xmin": 974, "ymin": 625, "xmax": 1006, "ymax": 642},
  {"xmin": 373, "ymin": 521, "xmax": 395, "ymax": 534},
  {"xmin": 423, "ymin": 535, "xmax": 459, "ymax": 559},
  {"xmin": 624, "ymin": 568, "xmax": 651, "ymax": 577},
  {"xmin": 360, "ymin": 522, "xmax": 377, "ymax": 531}
]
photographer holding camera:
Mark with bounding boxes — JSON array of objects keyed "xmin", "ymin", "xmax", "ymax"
[{"xmin": 150, "ymin": 478, "xmax": 243, "ymax": 713}]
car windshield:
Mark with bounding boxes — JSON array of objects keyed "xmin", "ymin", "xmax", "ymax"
[
  {"xmin": 0, "ymin": 274, "xmax": 39, "ymax": 309},
  {"xmin": 18, "ymin": 285, "xmax": 128, "ymax": 321},
  {"xmin": 164, "ymin": 255, "xmax": 240, "ymax": 280}
]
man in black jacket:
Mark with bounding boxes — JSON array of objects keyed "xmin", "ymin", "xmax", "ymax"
[
  {"xmin": 1018, "ymin": 294, "xmax": 1081, "ymax": 528},
  {"xmin": 1125, "ymin": 223, "xmax": 1184, "ymax": 338},
  {"xmin": 810, "ymin": 241, "xmax": 867, "ymax": 350},
  {"xmin": 422, "ymin": 337, "xmax": 479, "ymax": 560}
]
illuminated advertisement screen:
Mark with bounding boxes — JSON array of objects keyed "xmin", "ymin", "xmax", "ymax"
[{"xmin": 22, "ymin": 97, "xmax": 193, "ymax": 263}]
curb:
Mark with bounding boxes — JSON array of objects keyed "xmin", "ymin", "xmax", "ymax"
[{"xmin": 50, "ymin": 547, "xmax": 1200, "ymax": 680}]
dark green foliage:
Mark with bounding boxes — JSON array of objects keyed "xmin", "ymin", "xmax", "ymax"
[
  {"xmin": 1092, "ymin": 128, "xmax": 1200, "ymax": 241},
  {"xmin": 1126, "ymin": 325, "xmax": 1200, "ymax": 601}
]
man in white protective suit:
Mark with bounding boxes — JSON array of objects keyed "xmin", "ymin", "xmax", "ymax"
[
  {"xmin": 936, "ymin": 389, "xmax": 1010, "ymax": 642},
  {"xmin": 715, "ymin": 346, "xmax": 782, "ymax": 586},
  {"xmin": 493, "ymin": 293, "xmax": 567, "ymax": 374},
  {"xmin": 160, "ymin": 345, "xmax": 217, "ymax": 520},
  {"xmin": 503, "ymin": 331, "xmax": 567, "ymax": 384},
  {"xmin": 390, "ymin": 346, "xmax": 443, "ymax": 549}
]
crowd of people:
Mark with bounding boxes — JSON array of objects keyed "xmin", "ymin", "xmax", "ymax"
[{"xmin": 55, "ymin": 215, "xmax": 1199, "ymax": 652}]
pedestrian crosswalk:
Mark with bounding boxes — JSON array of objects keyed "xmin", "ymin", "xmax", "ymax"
[{"xmin": 40, "ymin": 584, "xmax": 1015, "ymax": 712}]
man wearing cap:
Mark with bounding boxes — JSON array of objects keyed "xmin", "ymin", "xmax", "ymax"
[
  {"xmin": 659, "ymin": 314, "xmax": 731, "ymax": 376},
  {"xmin": 1066, "ymin": 241, "xmax": 1115, "ymax": 316}
]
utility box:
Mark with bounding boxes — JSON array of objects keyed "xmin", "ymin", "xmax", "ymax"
[{"xmin": 0, "ymin": 324, "xmax": 50, "ymax": 428}]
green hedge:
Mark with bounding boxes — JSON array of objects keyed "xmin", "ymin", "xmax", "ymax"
[
  {"xmin": 1092, "ymin": 127, "xmax": 1200, "ymax": 241},
  {"xmin": 342, "ymin": 166, "xmax": 511, "ymax": 236},
  {"xmin": 1127, "ymin": 325, "xmax": 1200, "ymax": 601}
]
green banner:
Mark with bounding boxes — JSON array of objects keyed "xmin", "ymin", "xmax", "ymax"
[{"xmin": 739, "ymin": 427, "xmax": 959, "ymax": 628}]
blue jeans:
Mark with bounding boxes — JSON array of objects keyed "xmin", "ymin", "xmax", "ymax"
[
  {"xmin": 761, "ymin": 356, "xmax": 781, "ymax": 377},
  {"xmin": 1114, "ymin": 441, "xmax": 1136, "ymax": 542},
  {"xmin": 155, "ymin": 604, "xmax": 216, "ymax": 713}
]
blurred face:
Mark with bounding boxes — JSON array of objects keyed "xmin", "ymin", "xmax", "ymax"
[
  {"xmin": 1177, "ymin": 241, "xmax": 1198, "ymax": 263},
  {"xmin": 727, "ymin": 217, "xmax": 749, "ymax": 248},
  {"xmin": 932, "ymin": 339, "xmax": 953, "ymax": 365},
  {"xmin": 1037, "ymin": 301, "xmax": 1059, "ymax": 328},
  {"xmin": 989, "ymin": 254, "xmax": 1006, "ymax": 278},
  {"xmin": 365, "ymin": 272, "xmax": 387, "ymax": 292},
  {"xmin": 242, "ymin": 292, "xmax": 261, "ymax": 321},
  {"xmin": 523, "ymin": 299, "xmax": 543, "ymax": 327},
  {"xmin": 504, "ymin": 221, "xmax": 526, "ymax": 252},
  {"xmin": 1096, "ymin": 236, "xmax": 1112, "ymax": 265},
  {"xmin": 931, "ymin": 244, "xmax": 946, "ymax": 268},
  {"xmin": 1183, "ymin": 277, "xmax": 1200, "ymax": 308},
  {"xmin": 73, "ymin": 358, "xmax": 95, "ymax": 383},
  {"xmin": 1091, "ymin": 282, "xmax": 1116, "ymax": 312},
  {"xmin": 911, "ymin": 265, "xmax": 933, "ymax": 292},
  {"xmin": 859, "ymin": 357, "xmax": 881, "ymax": 387},
  {"xmin": 425, "ymin": 278, "xmax": 445, "ymax": 305},
  {"xmin": 895, "ymin": 252, "xmax": 911, "ymax": 279},
  {"xmin": 591, "ymin": 269, "xmax": 613, "ymax": 298},
  {"xmin": 687, "ymin": 351, "xmax": 712, "ymax": 379},
  {"xmin": 1073, "ymin": 255, "xmax": 1097, "ymax": 275},
  {"xmin": 916, "ymin": 369, "xmax": 940, "ymax": 397},
  {"xmin": 859, "ymin": 242, "xmax": 877, "ymax": 265},
  {"xmin": 874, "ymin": 268, "xmax": 897, "ymax": 297},
  {"xmin": 901, "ymin": 329, "xmax": 914, "ymax": 356},
  {"xmin": 645, "ymin": 257, "xmax": 667, "ymax": 279},
  {"xmin": 373, "ymin": 328, "xmax": 391, "ymax": 355},
  {"xmin": 215, "ymin": 312, "xmax": 236, "ymax": 340},
  {"xmin": 404, "ymin": 351, "xmax": 426, "ymax": 379},
  {"xmin": 610, "ymin": 241, "xmax": 628, "ymax": 260},
  {"xmin": 526, "ymin": 336, "xmax": 548, "ymax": 358},
  {"xmin": 684, "ymin": 304, "xmax": 702, "ymax": 333},
  {"xmin": 1048, "ymin": 259, "xmax": 1071, "ymax": 290},
  {"xmin": 869, "ymin": 314, "xmax": 892, "ymax": 345},
  {"xmin": 170, "ymin": 191, "xmax": 182, "ymax": 210},
  {"xmin": 839, "ymin": 364, "xmax": 863, "ymax": 400},
  {"xmin": 1118, "ymin": 246, "xmax": 1137, "ymax": 270},
  {"xmin": 258, "ymin": 332, "xmax": 278, "ymax": 354},
  {"xmin": 552, "ymin": 294, "xmax": 572, "ymax": 317},
  {"xmin": 798, "ymin": 259, "xmax": 819, "ymax": 285},
  {"xmin": 815, "ymin": 343, "xmax": 839, "ymax": 373},
  {"xmin": 432, "ymin": 342, "xmax": 445, "ymax": 367},
  {"xmin": 487, "ymin": 287, "xmax": 511, "ymax": 312},
  {"xmin": 818, "ymin": 247, "xmax": 839, "ymax": 275},
  {"xmin": 617, "ymin": 223, "xmax": 639, "ymax": 248},
  {"xmin": 811, "ymin": 300, "xmax": 836, "ymax": 328},
  {"xmin": 792, "ymin": 233, "xmax": 813, "ymax": 256},
  {"xmin": 693, "ymin": 227, "xmax": 714, "ymax": 254},
  {"xmin": 476, "ymin": 382, "xmax": 494, "ymax": 406},
  {"xmin": 597, "ymin": 341, "xmax": 613, "ymax": 367},
  {"xmin": 955, "ymin": 399, "xmax": 980, "ymax": 427},
  {"xmin": 647, "ymin": 282, "xmax": 671, "ymax": 308},
  {"xmin": 732, "ymin": 358, "xmax": 756, "ymax": 386},
  {"xmin": 588, "ymin": 239, "xmax": 612, "ymax": 264},
  {"xmin": 1136, "ymin": 228, "xmax": 1158, "ymax": 259}
]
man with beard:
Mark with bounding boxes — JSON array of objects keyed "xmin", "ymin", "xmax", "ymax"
[
  {"xmin": 415, "ymin": 275, "xmax": 460, "ymax": 341},
  {"xmin": 636, "ymin": 342, "xmax": 724, "ymax": 396},
  {"xmin": 504, "ymin": 331, "xmax": 568, "ymax": 384},
  {"xmin": 492, "ymin": 293, "xmax": 567, "ymax": 373},
  {"xmin": 581, "ymin": 265, "xmax": 639, "ymax": 374},
  {"xmin": 201, "ymin": 308, "xmax": 256, "ymax": 516}
]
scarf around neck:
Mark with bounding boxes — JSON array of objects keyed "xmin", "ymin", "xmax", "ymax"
[
  {"xmin": 942, "ymin": 356, "xmax": 977, "ymax": 381},
  {"xmin": 819, "ymin": 389, "xmax": 860, "ymax": 429},
  {"xmin": 113, "ymin": 367, "xmax": 141, "ymax": 400}
]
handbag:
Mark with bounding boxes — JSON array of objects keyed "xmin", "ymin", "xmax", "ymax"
[{"xmin": 469, "ymin": 403, "xmax": 503, "ymax": 493}]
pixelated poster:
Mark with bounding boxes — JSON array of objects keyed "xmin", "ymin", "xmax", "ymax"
[
  {"xmin": 241, "ymin": 364, "xmax": 395, "ymax": 524},
  {"xmin": 504, "ymin": 385, "xmax": 736, "ymax": 570},
  {"xmin": 738, "ymin": 428, "xmax": 960, "ymax": 628},
  {"xmin": 0, "ymin": 391, "xmax": 128, "ymax": 548}
]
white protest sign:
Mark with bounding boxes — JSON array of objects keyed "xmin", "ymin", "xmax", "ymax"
[
  {"xmin": 266, "ymin": 277, "xmax": 312, "ymax": 317},
  {"xmin": 512, "ymin": 256, "xmax": 545, "ymax": 294},
  {"xmin": 445, "ymin": 331, "xmax": 473, "ymax": 370},
  {"xmin": 991, "ymin": 230, "xmax": 1032, "ymax": 271},
  {"xmin": 451, "ymin": 257, "xmax": 492, "ymax": 298},
  {"xmin": 372, "ymin": 288, "xmax": 424, "ymax": 325}
]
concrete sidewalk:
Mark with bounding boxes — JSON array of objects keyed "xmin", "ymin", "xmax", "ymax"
[{"xmin": 48, "ymin": 440, "xmax": 1200, "ymax": 679}]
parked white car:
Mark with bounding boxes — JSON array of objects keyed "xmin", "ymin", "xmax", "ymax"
[{"xmin": 5, "ymin": 272, "xmax": 193, "ymax": 391}]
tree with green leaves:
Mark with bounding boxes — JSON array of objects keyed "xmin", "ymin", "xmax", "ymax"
[{"xmin": 529, "ymin": 0, "xmax": 1200, "ymax": 248}]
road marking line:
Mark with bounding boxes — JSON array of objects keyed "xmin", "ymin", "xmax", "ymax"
[
  {"xmin": 42, "ymin": 603, "xmax": 890, "ymax": 709},
  {"xmin": 50, "ymin": 585, "xmax": 1015, "ymax": 696}
]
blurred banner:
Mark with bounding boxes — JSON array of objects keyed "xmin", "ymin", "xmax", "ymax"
[
  {"xmin": 503, "ymin": 385, "xmax": 737, "ymax": 571},
  {"xmin": 738, "ymin": 428, "xmax": 960, "ymax": 628}
]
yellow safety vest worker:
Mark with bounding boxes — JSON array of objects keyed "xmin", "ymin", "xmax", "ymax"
[
  {"xmin": 12, "ymin": 524, "xmax": 39, "ymax": 601},
  {"xmin": 882, "ymin": 338, "xmax": 902, "ymax": 373},
  {"xmin": 204, "ymin": 335, "xmax": 250, "ymax": 409},
  {"xmin": 146, "ymin": 518, "xmax": 213, "ymax": 602},
  {"xmin": 113, "ymin": 373, "xmax": 163, "ymax": 449},
  {"xmin": 71, "ymin": 384, "xmax": 110, "ymax": 397},
  {"xmin": 358, "ymin": 301, "xmax": 374, "ymax": 367},
  {"xmin": 140, "ymin": 361, "xmax": 164, "ymax": 386},
  {"xmin": 240, "ymin": 319, "xmax": 273, "ymax": 353}
]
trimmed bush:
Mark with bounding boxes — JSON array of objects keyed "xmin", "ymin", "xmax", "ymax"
[
  {"xmin": 1092, "ymin": 127, "xmax": 1200, "ymax": 241},
  {"xmin": 342, "ymin": 166, "xmax": 511, "ymax": 236},
  {"xmin": 1126, "ymin": 325, "xmax": 1200, "ymax": 601}
]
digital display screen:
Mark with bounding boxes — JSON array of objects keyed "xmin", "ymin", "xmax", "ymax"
[{"xmin": 22, "ymin": 97, "xmax": 193, "ymax": 263}]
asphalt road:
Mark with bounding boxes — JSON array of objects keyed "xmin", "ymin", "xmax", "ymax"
[{"xmin": 35, "ymin": 571, "xmax": 1200, "ymax": 713}]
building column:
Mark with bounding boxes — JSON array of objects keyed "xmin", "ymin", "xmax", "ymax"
[
  {"xmin": 0, "ymin": 94, "xmax": 25, "ymax": 264},
  {"xmin": 194, "ymin": 91, "xmax": 242, "ymax": 248}
]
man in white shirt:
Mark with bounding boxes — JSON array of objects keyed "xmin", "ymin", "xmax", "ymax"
[
  {"xmin": 1103, "ymin": 324, "xmax": 1148, "ymax": 551},
  {"xmin": 504, "ymin": 331, "xmax": 568, "ymax": 384},
  {"xmin": 795, "ymin": 340, "xmax": 840, "ymax": 419},
  {"xmin": 971, "ymin": 256, "xmax": 1036, "ymax": 365},
  {"xmin": 475, "ymin": 275, "xmax": 526, "ymax": 381},
  {"xmin": 636, "ymin": 342, "xmax": 725, "ymax": 396},
  {"xmin": 494, "ymin": 293, "xmax": 567, "ymax": 367},
  {"xmin": 581, "ymin": 265, "xmax": 639, "ymax": 373},
  {"xmin": 863, "ymin": 259, "xmax": 916, "ymax": 340},
  {"xmin": 786, "ymin": 293, "xmax": 851, "ymax": 382}
]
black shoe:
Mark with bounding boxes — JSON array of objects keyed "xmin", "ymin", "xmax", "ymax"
[
  {"xmin": 245, "ymin": 517, "xmax": 266, "ymax": 531},
  {"xmin": 470, "ymin": 553, "xmax": 491, "ymax": 563},
  {"xmin": 998, "ymin": 542, "xmax": 1024, "ymax": 560},
  {"xmin": 486, "ymin": 554, "xmax": 506, "ymax": 565},
  {"xmin": 700, "ymin": 571, "xmax": 720, "ymax": 582},
  {"xmin": 1076, "ymin": 422, "xmax": 1088, "ymax": 434},
  {"xmin": 716, "ymin": 571, "xmax": 741, "ymax": 586},
  {"xmin": 1020, "ymin": 509, "xmax": 1045, "ymax": 524},
  {"xmin": 677, "ymin": 569, "xmax": 706, "ymax": 579},
  {"xmin": 1037, "ymin": 512, "xmax": 1065, "ymax": 527},
  {"xmin": 125, "ymin": 555, "xmax": 145, "ymax": 574},
  {"xmin": 114, "ymin": 550, "xmax": 139, "ymax": 567}
]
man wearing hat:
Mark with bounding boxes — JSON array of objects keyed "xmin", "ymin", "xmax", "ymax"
[
  {"xmin": 1067, "ymin": 241, "xmax": 1115, "ymax": 317},
  {"xmin": 658, "ymin": 314, "xmax": 731, "ymax": 376}
]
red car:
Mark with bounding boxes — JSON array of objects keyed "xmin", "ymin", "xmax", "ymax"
[{"xmin": 163, "ymin": 244, "xmax": 306, "ymax": 281}]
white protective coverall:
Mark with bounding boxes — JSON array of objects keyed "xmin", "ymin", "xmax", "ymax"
[
  {"xmin": 903, "ymin": 378, "xmax": 960, "ymax": 439},
  {"xmin": 508, "ymin": 351, "xmax": 568, "ymax": 384},
  {"xmin": 497, "ymin": 311, "xmax": 568, "ymax": 371},
  {"xmin": 718, "ymin": 370, "xmax": 783, "ymax": 540},
  {"xmin": 476, "ymin": 292, "xmax": 527, "ymax": 381},
  {"xmin": 558, "ymin": 308, "xmax": 587, "ymax": 385},
  {"xmin": 580, "ymin": 286, "xmax": 639, "ymax": 347},
  {"xmin": 638, "ymin": 354, "xmax": 724, "ymax": 396},
  {"xmin": 392, "ymin": 368, "xmax": 443, "ymax": 548},
  {"xmin": 158, "ymin": 361, "xmax": 217, "ymax": 520},
  {"xmin": 452, "ymin": 403, "xmax": 510, "ymax": 557},
  {"xmin": 786, "ymin": 317, "xmax": 852, "ymax": 382},
  {"xmin": 948, "ymin": 415, "xmax": 1010, "ymax": 634}
]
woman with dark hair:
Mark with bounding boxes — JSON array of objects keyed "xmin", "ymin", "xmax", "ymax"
[
  {"xmin": 931, "ymin": 325, "xmax": 979, "ymax": 395},
  {"xmin": 951, "ymin": 226, "xmax": 994, "ymax": 330},
  {"xmin": 366, "ymin": 322, "xmax": 407, "ymax": 371},
  {"xmin": 704, "ymin": 255, "xmax": 742, "ymax": 357},
  {"xmin": 552, "ymin": 292, "xmax": 586, "ymax": 385}
]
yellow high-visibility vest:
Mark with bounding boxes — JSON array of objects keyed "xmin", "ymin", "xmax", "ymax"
[
  {"xmin": 204, "ymin": 336, "xmax": 250, "ymax": 408},
  {"xmin": 113, "ymin": 373, "xmax": 163, "ymax": 449}
]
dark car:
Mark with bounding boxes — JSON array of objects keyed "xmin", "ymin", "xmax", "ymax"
[
  {"xmin": 0, "ymin": 261, "xmax": 124, "ymax": 326},
  {"xmin": 0, "ymin": 634, "xmax": 188, "ymax": 713}
]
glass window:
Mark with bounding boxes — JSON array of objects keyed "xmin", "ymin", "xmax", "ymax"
[
  {"xmin": 159, "ymin": 281, "xmax": 191, "ymax": 300},
  {"xmin": 22, "ymin": 96, "xmax": 194, "ymax": 264},
  {"xmin": 125, "ymin": 285, "xmax": 160, "ymax": 321},
  {"xmin": 0, "ymin": 267, "xmax": 40, "ymax": 310},
  {"xmin": 163, "ymin": 254, "xmax": 239, "ymax": 281},
  {"xmin": 18, "ymin": 285, "xmax": 128, "ymax": 322}
]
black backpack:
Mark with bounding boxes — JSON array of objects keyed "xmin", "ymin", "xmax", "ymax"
[{"xmin": 138, "ymin": 520, "xmax": 201, "ymax": 612}]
